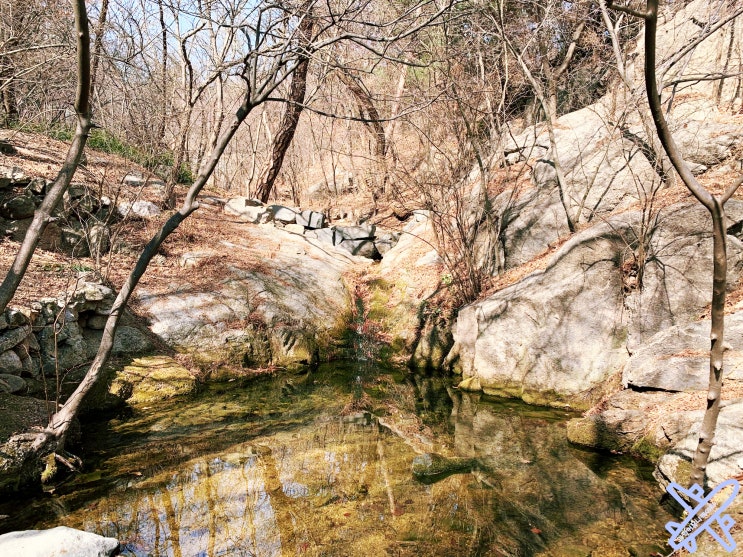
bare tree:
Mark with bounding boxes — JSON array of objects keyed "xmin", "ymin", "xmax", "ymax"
[
  {"xmin": 610, "ymin": 0, "xmax": 743, "ymax": 486},
  {"xmin": 6, "ymin": 0, "xmax": 458, "ymax": 481},
  {"xmin": 254, "ymin": 8, "xmax": 315, "ymax": 203},
  {"xmin": 0, "ymin": 0, "xmax": 92, "ymax": 315}
]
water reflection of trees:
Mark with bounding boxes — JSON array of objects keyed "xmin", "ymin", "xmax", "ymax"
[{"xmin": 31, "ymin": 367, "xmax": 672, "ymax": 556}]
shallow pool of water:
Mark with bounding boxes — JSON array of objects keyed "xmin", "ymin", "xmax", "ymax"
[{"xmin": 2, "ymin": 363, "xmax": 673, "ymax": 556}]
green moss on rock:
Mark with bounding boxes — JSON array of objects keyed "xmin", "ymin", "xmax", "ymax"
[
  {"xmin": 109, "ymin": 355, "xmax": 197, "ymax": 405},
  {"xmin": 630, "ymin": 436, "xmax": 664, "ymax": 464}
]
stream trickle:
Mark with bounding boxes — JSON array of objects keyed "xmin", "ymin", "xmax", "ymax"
[{"xmin": 0, "ymin": 364, "xmax": 673, "ymax": 556}]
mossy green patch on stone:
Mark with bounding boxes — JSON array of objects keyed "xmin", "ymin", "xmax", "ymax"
[
  {"xmin": 630, "ymin": 437, "xmax": 664, "ymax": 464},
  {"xmin": 110, "ymin": 355, "xmax": 197, "ymax": 405},
  {"xmin": 482, "ymin": 384, "xmax": 523, "ymax": 401}
]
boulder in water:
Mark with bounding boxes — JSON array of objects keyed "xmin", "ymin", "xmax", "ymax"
[{"xmin": 412, "ymin": 452, "xmax": 476, "ymax": 484}]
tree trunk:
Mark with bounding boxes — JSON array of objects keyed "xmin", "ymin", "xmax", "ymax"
[
  {"xmin": 254, "ymin": 16, "xmax": 314, "ymax": 204},
  {"xmin": 35, "ymin": 94, "xmax": 255, "ymax": 453},
  {"xmin": 89, "ymin": 0, "xmax": 109, "ymax": 99},
  {"xmin": 616, "ymin": 0, "xmax": 743, "ymax": 485},
  {"xmin": 0, "ymin": 64, "xmax": 19, "ymax": 126},
  {"xmin": 337, "ymin": 70, "xmax": 389, "ymax": 198},
  {"xmin": 0, "ymin": 0, "xmax": 92, "ymax": 315}
]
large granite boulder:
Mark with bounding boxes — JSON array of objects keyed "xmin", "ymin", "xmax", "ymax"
[
  {"xmin": 448, "ymin": 202, "xmax": 743, "ymax": 409},
  {"xmin": 655, "ymin": 399, "xmax": 743, "ymax": 488},
  {"xmin": 135, "ymin": 225, "xmax": 364, "ymax": 367},
  {"xmin": 223, "ymin": 197, "xmax": 270, "ymax": 223},
  {"xmin": 623, "ymin": 313, "xmax": 743, "ymax": 391}
]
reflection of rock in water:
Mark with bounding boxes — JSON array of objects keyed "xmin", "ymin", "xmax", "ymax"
[
  {"xmin": 448, "ymin": 389, "xmax": 670, "ymax": 555},
  {"xmin": 2, "ymin": 365, "xmax": 671, "ymax": 556},
  {"xmin": 411, "ymin": 452, "xmax": 478, "ymax": 483}
]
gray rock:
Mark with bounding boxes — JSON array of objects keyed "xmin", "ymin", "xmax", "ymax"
[
  {"xmin": 673, "ymin": 117, "xmax": 743, "ymax": 167},
  {"xmin": 57, "ymin": 222, "xmax": 109, "ymax": 257},
  {"xmin": 0, "ymin": 350, "xmax": 23, "ymax": 375},
  {"xmin": 449, "ymin": 203, "xmax": 743, "ymax": 409},
  {"xmin": 625, "ymin": 201, "xmax": 743, "ymax": 352},
  {"xmin": 26, "ymin": 178, "xmax": 47, "ymax": 196},
  {"xmin": 88, "ymin": 224, "xmax": 110, "ymax": 256},
  {"xmin": 83, "ymin": 325, "xmax": 155, "ymax": 358},
  {"xmin": 5, "ymin": 309, "xmax": 29, "ymax": 327},
  {"xmin": 0, "ymin": 193, "xmax": 36, "ymax": 220},
  {"xmin": 224, "ymin": 197, "xmax": 270, "ymax": 223},
  {"xmin": 0, "ymin": 374, "xmax": 26, "ymax": 394},
  {"xmin": 63, "ymin": 184, "xmax": 98, "ymax": 217},
  {"xmin": 334, "ymin": 224, "xmax": 375, "ymax": 241},
  {"xmin": 0, "ymin": 325, "xmax": 31, "ymax": 353},
  {"xmin": 414, "ymin": 250, "xmax": 441, "ymax": 267},
  {"xmin": 0, "ymin": 526, "xmax": 119, "ymax": 557},
  {"xmin": 64, "ymin": 279, "xmax": 115, "ymax": 315},
  {"xmin": 0, "ymin": 166, "xmax": 28, "ymax": 185},
  {"xmin": 296, "ymin": 209, "xmax": 325, "ymax": 229},
  {"xmin": 38, "ymin": 322, "xmax": 88, "ymax": 375},
  {"xmin": 305, "ymin": 228, "xmax": 335, "ymax": 246},
  {"xmin": 134, "ymin": 225, "xmax": 357, "ymax": 364},
  {"xmin": 338, "ymin": 239, "xmax": 381, "ymax": 259},
  {"xmin": 375, "ymin": 238, "xmax": 396, "ymax": 255},
  {"xmin": 179, "ymin": 251, "xmax": 215, "ymax": 268},
  {"xmin": 85, "ymin": 315, "xmax": 107, "ymax": 330},
  {"xmin": 655, "ymin": 399, "xmax": 743, "ymax": 487},
  {"xmin": 498, "ymin": 181, "xmax": 571, "ymax": 269},
  {"xmin": 17, "ymin": 353, "xmax": 40, "ymax": 378},
  {"xmin": 374, "ymin": 231, "xmax": 400, "ymax": 256},
  {"xmin": 497, "ymin": 102, "xmax": 743, "ymax": 274},
  {"xmin": 623, "ymin": 313, "xmax": 743, "ymax": 391},
  {"xmin": 117, "ymin": 200, "xmax": 161, "ymax": 219},
  {"xmin": 59, "ymin": 226, "xmax": 89, "ymax": 257},
  {"xmin": 122, "ymin": 172, "xmax": 145, "ymax": 187},
  {"xmin": 268, "ymin": 204, "xmax": 298, "ymax": 224}
]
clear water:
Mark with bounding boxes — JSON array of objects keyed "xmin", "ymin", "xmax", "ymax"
[{"xmin": 0, "ymin": 363, "xmax": 673, "ymax": 556}]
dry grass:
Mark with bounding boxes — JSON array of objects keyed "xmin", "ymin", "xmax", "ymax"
[{"xmin": 0, "ymin": 130, "xmax": 350, "ymax": 315}]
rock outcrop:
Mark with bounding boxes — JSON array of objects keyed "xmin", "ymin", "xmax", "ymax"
[
  {"xmin": 135, "ymin": 224, "xmax": 365, "ymax": 368},
  {"xmin": 448, "ymin": 202, "xmax": 743, "ymax": 409},
  {"xmin": 223, "ymin": 198, "xmax": 398, "ymax": 260}
]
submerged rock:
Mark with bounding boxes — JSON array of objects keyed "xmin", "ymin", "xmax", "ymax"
[
  {"xmin": 108, "ymin": 355, "xmax": 197, "ymax": 405},
  {"xmin": 0, "ymin": 526, "xmax": 119, "ymax": 557},
  {"xmin": 411, "ymin": 452, "xmax": 477, "ymax": 483}
]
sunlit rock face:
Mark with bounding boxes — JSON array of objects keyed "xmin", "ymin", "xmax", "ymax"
[
  {"xmin": 134, "ymin": 224, "xmax": 364, "ymax": 368},
  {"xmin": 0, "ymin": 526, "xmax": 119, "ymax": 557},
  {"xmin": 450, "ymin": 202, "xmax": 743, "ymax": 409}
]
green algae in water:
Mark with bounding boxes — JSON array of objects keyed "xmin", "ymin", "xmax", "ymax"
[{"xmin": 0, "ymin": 364, "xmax": 673, "ymax": 556}]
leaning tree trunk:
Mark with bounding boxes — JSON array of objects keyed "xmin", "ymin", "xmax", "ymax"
[
  {"xmin": 611, "ymin": 0, "xmax": 743, "ymax": 486},
  {"xmin": 254, "ymin": 16, "xmax": 314, "ymax": 204},
  {"xmin": 337, "ymin": 70, "xmax": 389, "ymax": 198},
  {"xmin": 32, "ymin": 94, "xmax": 255, "ymax": 455},
  {"xmin": 0, "ymin": 0, "xmax": 92, "ymax": 316}
]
